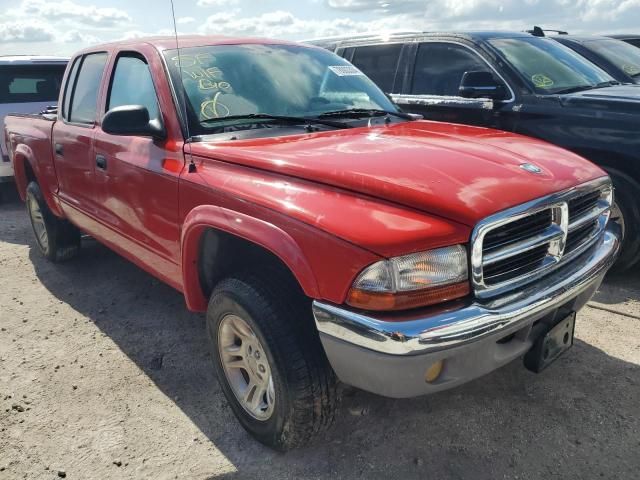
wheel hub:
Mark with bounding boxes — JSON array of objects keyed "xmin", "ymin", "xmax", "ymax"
[
  {"xmin": 218, "ymin": 314, "xmax": 275, "ymax": 421},
  {"xmin": 27, "ymin": 195, "xmax": 48, "ymax": 251}
]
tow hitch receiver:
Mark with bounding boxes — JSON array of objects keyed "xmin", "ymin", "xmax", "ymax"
[{"xmin": 524, "ymin": 312, "xmax": 576, "ymax": 373}]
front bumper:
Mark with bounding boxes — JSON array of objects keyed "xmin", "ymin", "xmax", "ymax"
[{"xmin": 313, "ymin": 223, "xmax": 621, "ymax": 398}]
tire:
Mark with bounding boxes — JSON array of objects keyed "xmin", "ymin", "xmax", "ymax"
[
  {"xmin": 607, "ymin": 170, "xmax": 640, "ymax": 272},
  {"xmin": 206, "ymin": 270, "xmax": 338, "ymax": 451},
  {"xmin": 25, "ymin": 181, "xmax": 80, "ymax": 262}
]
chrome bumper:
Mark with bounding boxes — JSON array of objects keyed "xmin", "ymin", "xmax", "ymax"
[{"xmin": 313, "ymin": 223, "xmax": 621, "ymax": 357}]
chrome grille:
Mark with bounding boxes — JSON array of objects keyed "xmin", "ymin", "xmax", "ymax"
[{"xmin": 471, "ymin": 178, "xmax": 612, "ymax": 298}]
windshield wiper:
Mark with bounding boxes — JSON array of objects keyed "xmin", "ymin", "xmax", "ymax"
[
  {"xmin": 200, "ymin": 113, "xmax": 351, "ymax": 129},
  {"xmin": 593, "ymin": 80, "xmax": 621, "ymax": 88},
  {"xmin": 317, "ymin": 108, "xmax": 414, "ymax": 120},
  {"xmin": 554, "ymin": 80, "xmax": 621, "ymax": 95}
]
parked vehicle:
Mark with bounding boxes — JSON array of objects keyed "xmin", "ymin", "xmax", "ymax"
[
  {"xmin": 549, "ymin": 35, "xmax": 640, "ymax": 85},
  {"xmin": 4, "ymin": 36, "xmax": 620, "ymax": 450},
  {"xmin": 309, "ymin": 31, "xmax": 640, "ymax": 270},
  {"xmin": 0, "ymin": 56, "xmax": 67, "ymax": 198},
  {"xmin": 607, "ymin": 34, "xmax": 640, "ymax": 49}
]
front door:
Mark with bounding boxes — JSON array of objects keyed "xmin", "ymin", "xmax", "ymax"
[
  {"xmin": 393, "ymin": 42, "xmax": 516, "ymax": 131},
  {"xmin": 93, "ymin": 52, "xmax": 182, "ymax": 267}
]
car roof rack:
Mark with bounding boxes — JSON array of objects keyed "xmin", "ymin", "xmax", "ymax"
[{"xmin": 527, "ymin": 26, "xmax": 569, "ymax": 37}]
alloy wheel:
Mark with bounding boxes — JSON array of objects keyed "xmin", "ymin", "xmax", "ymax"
[
  {"xmin": 28, "ymin": 195, "xmax": 49, "ymax": 251},
  {"xmin": 218, "ymin": 314, "xmax": 275, "ymax": 420}
]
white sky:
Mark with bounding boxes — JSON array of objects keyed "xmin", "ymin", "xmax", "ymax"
[{"xmin": 0, "ymin": 0, "xmax": 639, "ymax": 56}]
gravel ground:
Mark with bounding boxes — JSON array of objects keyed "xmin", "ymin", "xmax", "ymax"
[{"xmin": 1, "ymin": 187, "xmax": 639, "ymax": 480}]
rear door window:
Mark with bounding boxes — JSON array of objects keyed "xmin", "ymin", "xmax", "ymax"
[
  {"xmin": 350, "ymin": 44, "xmax": 403, "ymax": 92},
  {"xmin": 62, "ymin": 57, "xmax": 81, "ymax": 121},
  {"xmin": 68, "ymin": 52, "xmax": 108, "ymax": 124},
  {"xmin": 411, "ymin": 43, "xmax": 491, "ymax": 96},
  {"xmin": 0, "ymin": 64, "xmax": 66, "ymax": 104},
  {"xmin": 107, "ymin": 54, "xmax": 160, "ymax": 121}
]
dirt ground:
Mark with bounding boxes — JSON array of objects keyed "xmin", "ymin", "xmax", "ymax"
[{"xmin": 1, "ymin": 187, "xmax": 639, "ymax": 480}]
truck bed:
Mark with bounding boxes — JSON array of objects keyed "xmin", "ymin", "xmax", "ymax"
[{"xmin": 4, "ymin": 112, "xmax": 58, "ymax": 204}]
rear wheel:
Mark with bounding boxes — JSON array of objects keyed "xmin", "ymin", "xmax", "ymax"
[
  {"xmin": 26, "ymin": 181, "xmax": 80, "ymax": 262},
  {"xmin": 206, "ymin": 271, "xmax": 338, "ymax": 451},
  {"xmin": 607, "ymin": 170, "xmax": 640, "ymax": 272}
]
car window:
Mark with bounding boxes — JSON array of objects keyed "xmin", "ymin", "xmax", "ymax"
[
  {"xmin": 584, "ymin": 39, "xmax": 640, "ymax": 79},
  {"xmin": 69, "ymin": 52, "xmax": 108, "ymax": 124},
  {"xmin": 488, "ymin": 37, "xmax": 613, "ymax": 94},
  {"xmin": 0, "ymin": 64, "xmax": 66, "ymax": 105},
  {"xmin": 411, "ymin": 43, "xmax": 491, "ymax": 96},
  {"xmin": 62, "ymin": 58, "xmax": 81, "ymax": 120},
  {"xmin": 350, "ymin": 44, "xmax": 403, "ymax": 92},
  {"xmin": 108, "ymin": 55, "xmax": 160, "ymax": 120},
  {"xmin": 627, "ymin": 39, "xmax": 640, "ymax": 48}
]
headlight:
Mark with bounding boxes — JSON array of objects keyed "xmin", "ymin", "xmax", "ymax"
[{"xmin": 347, "ymin": 245, "xmax": 470, "ymax": 311}]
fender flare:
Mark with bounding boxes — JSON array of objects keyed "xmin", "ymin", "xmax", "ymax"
[
  {"xmin": 12, "ymin": 144, "xmax": 63, "ymax": 216},
  {"xmin": 12, "ymin": 144, "xmax": 35, "ymax": 201},
  {"xmin": 181, "ymin": 204, "xmax": 320, "ymax": 311}
]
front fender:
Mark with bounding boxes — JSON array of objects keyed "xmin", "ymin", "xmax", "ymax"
[{"xmin": 181, "ymin": 205, "xmax": 320, "ymax": 311}]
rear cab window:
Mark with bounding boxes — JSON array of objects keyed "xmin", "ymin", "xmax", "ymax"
[{"xmin": 0, "ymin": 64, "xmax": 66, "ymax": 104}]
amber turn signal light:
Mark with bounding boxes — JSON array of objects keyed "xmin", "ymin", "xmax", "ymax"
[{"xmin": 346, "ymin": 281, "xmax": 470, "ymax": 312}]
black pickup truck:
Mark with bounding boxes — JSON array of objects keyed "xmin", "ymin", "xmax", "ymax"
[{"xmin": 309, "ymin": 31, "xmax": 640, "ymax": 270}]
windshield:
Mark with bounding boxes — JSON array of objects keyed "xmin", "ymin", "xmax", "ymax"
[
  {"xmin": 488, "ymin": 37, "xmax": 614, "ymax": 94},
  {"xmin": 584, "ymin": 39, "xmax": 640, "ymax": 80},
  {"xmin": 163, "ymin": 44, "xmax": 399, "ymax": 136}
]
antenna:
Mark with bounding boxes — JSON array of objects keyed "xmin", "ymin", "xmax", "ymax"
[{"xmin": 169, "ymin": 0, "xmax": 197, "ymax": 173}]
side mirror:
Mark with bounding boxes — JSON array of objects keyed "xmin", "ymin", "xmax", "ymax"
[
  {"xmin": 102, "ymin": 105, "xmax": 166, "ymax": 140},
  {"xmin": 459, "ymin": 71, "xmax": 507, "ymax": 100}
]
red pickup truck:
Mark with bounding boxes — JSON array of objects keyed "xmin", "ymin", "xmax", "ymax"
[{"xmin": 4, "ymin": 36, "xmax": 620, "ymax": 450}]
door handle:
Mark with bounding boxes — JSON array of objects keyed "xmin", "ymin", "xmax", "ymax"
[
  {"xmin": 96, "ymin": 155, "xmax": 107, "ymax": 170},
  {"xmin": 55, "ymin": 143, "xmax": 63, "ymax": 156}
]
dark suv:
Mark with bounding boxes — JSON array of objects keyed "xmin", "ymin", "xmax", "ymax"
[
  {"xmin": 552, "ymin": 35, "xmax": 640, "ymax": 84},
  {"xmin": 309, "ymin": 31, "xmax": 640, "ymax": 271},
  {"xmin": 607, "ymin": 34, "xmax": 640, "ymax": 49}
]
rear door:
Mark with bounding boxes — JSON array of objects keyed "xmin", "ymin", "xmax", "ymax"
[{"xmin": 52, "ymin": 52, "xmax": 108, "ymax": 219}]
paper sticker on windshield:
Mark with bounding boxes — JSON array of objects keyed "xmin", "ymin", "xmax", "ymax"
[
  {"xmin": 329, "ymin": 65, "xmax": 364, "ymax": 76},
  {"xmin": 622, "ymin": 64, "xmax": 640, "ymax": 75},
  {"xmin": 532, "ymin": 74, "xmax": 554, "ymax": 88}
]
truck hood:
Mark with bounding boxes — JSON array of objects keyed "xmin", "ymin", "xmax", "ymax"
[
  {"xmin": 189, "ymin": 121, "xmax": 606, "ymax": 227},
  {"xmin": 558, "ymin": 84, "xmax": 640, "ymax": 113}
]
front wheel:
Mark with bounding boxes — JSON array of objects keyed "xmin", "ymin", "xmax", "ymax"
[
  {"xmin": 607, "ymin": 170, "xmax": 640, "ymax": 272},
  {"xmin": 206, "ymin": 271, "xmax": 338, "ymax": 451},
  {"xmin": 26, "ymin": 181, "xmax": 80, "ymax": 262}
]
